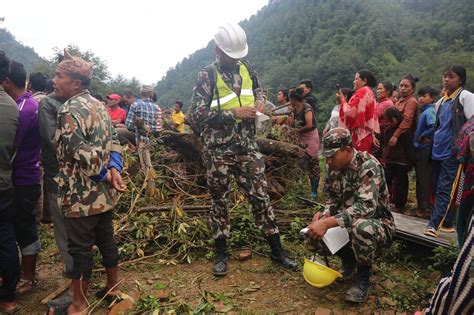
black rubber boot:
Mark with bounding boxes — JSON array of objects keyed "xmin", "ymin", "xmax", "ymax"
[
  {"xmin": 212, "ymin": 238, "xmax": 228, "ymax": 276},
  {"xmin": 345, "ymin": 265, "xmax": 371, "ymax": 303},
  {"xmin": 266, "ymin": 233, "xmax": 298, "ymax": 271},
  {"xmin": 336, "ymin": 245, "xmax": 356, "ymax": 280}
]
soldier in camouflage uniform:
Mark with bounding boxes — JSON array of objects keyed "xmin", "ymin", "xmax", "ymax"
[
  {"xmin": 307, "ymin": 127, "xmax": 395, "ymax": 303},
  {"xmin": 51, "ymin": 50, "xmax": 126, "ymax": 314},
  {"xmin": 190, "ymin": 23, "xmax": 297, "ymax": 276}
]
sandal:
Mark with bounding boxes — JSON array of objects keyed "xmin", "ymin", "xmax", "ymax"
[
  {"xmin": 424, "ymin": 227, "xmax": 438, "ymax": 238},
  {"xmin": 95, "ymin": 288, "xmax": 124, "ymax": 304},
  {"xmin": 0, "ymin": 303, "xmax": 19, "ymax": 314},
  {"xmin": 15, "ymin": 278, "xmax": 39, "ymax": 295}
]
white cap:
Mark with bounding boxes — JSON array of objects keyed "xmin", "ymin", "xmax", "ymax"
[{"xmin": 214, "ymin": 23, "xmax": 248, "ymax": 59}]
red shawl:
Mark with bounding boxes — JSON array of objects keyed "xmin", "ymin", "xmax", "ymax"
[{"xmin": 339, "ymin": 86, "xmax": 380, "ymax": 142}]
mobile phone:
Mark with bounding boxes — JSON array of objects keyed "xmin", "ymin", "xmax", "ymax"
[{"xmin": 335, "ymin": 83, "xmax": 341, "ymax": 91}]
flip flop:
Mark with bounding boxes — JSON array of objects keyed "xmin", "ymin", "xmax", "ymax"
[
  {"xmin": 0, "ymin": 304, "xmax": 19, "ymax": 314},
  {"xmin": 15, "ymin": 278, "xmax": 39, "ymax": 295},
  {"xmin": 424, "ymin": 227, "xmax": 438, "ymax": 238}
]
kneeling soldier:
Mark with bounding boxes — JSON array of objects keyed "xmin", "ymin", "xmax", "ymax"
[{"xmin": 307, "ymin": 128, "xmax": 395, "ymax": 303}]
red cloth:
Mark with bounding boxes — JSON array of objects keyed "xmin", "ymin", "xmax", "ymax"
[
  {"xmin": 352, "ymin": 132, "xmax": 373, "ymax": 153},
  {"xmin": 339, "ymin": 86, "xmax": 379, "ymax": 144},
  {"xmin": 107, "ymin": 107, "xmax": 126, "ymax": 124}
]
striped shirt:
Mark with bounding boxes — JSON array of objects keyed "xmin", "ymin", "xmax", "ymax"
[
  {"xmin": 425, "ymin": 215, "xmax": 473, "ymax": 314},
  {"xmin": 125, "ymin": 98, "xmax": 162, "ymax": 142}
]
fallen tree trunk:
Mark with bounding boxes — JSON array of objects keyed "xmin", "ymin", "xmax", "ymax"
[{"xmin": 161, "ymin": 131, "xmax": 307, "ymax": 160}]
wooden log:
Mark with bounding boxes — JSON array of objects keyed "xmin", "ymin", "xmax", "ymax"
[
  {"xmin": 160, "ymin": 130, "xmax": 307, "ymax": 160},
  {"xmin": 256, "ymin": 137, "xmax": 307, "ymax": 159},
  {"xmin": 41, "ymin": 280, "xmax": 70, "ymax": 304}
]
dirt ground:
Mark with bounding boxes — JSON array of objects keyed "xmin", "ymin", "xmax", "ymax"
[{"xmin": 18, "ymin": 232, "xmax": 425, "ymax": 314}]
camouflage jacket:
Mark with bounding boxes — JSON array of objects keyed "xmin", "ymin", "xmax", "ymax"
[
  {"xmin": 190, "ymin": 62, "xmax": 264, "ymax": 156},
  {"xmin": 324, "ymin": 149, "xmax": 394, "ymax": 231},
  {"xmin": 55, "ymin": 90, "xmax": 122, "ymax": 218}
]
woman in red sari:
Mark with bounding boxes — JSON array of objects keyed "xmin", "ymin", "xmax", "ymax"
[{"xmin": 337, "ymin": 69, "xmax": 380, "ymax": 152}]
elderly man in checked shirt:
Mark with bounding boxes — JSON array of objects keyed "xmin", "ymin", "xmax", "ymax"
[{"xmin": 125, "ymin": 85, "xmax": 162, "ymax": 171}]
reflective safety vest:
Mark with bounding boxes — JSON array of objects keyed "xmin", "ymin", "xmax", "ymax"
[{"xmin": 210, "ymin": 63, "xmax": 255, "ymax": 116}]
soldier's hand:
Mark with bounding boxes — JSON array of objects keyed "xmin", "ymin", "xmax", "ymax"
[
  {"xmin": 109, "ymin": 168, "xmax": 127, "ymax": 192},
  {"xmin": 307, "ymin": 220, "xmax": 328, "ymax": 240},
  {"xmin": 311, "ymin": 212, "xmax": 325, "ymax": 223},
  {"xmin": 234, "ymin": 107, "xmax": 257, "ymax": 119}
]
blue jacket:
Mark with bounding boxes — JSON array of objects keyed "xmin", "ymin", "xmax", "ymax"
[{"xmin": 414, "ymin": 104, "xmax": 435, "ymax": 150}]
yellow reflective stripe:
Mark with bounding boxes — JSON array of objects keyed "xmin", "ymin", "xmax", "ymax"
[
  {"xmin": 240, "ymin": 89, "xmax": 253, "ymax": 96},
  {"xmin": 210, "ymin": 92, "xmax": 238, "ymax": 108}
]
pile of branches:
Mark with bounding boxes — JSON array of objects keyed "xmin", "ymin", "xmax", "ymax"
[{"xmin": 112, "ymin": 129, "xmax": 315, "ymax": 264}]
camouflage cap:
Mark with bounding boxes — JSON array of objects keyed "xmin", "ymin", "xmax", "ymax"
[
  {"xmin": 320, "ymin": 127, "xmax": 352, "ymax": 157},
  {"xmin": 57, "ymin": 49, "xmax": 93, "ymax": 79}
]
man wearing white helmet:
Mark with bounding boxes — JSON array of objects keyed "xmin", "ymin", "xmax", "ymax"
[{"xmin": 189, "ymin": 23, "xmax": 297, "ymax": 276}]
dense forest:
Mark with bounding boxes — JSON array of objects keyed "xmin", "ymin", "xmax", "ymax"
[
  {"xmin": 154, "ymin": 0, "xmax": 474, "ymax": 125},
  {"xmin": 1, "ymin": 0, "xmax": 473, "ymax": 126},
  {"xmin": 0, "ymin": 28, "xmax": 42, "ymax": 71}
]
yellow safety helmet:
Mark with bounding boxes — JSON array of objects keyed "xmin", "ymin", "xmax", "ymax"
[{"xmin": 303, "ymin": 258, "xmax": 342, "ymax": 288}]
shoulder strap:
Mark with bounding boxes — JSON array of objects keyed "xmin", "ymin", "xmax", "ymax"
[
  {"xmin": 240, "ymin": 59, "xmax": 258, "ymax": 85},
  {"xmin": 205, "ymin": 63, "xmax": 221, "ymax": 112}
]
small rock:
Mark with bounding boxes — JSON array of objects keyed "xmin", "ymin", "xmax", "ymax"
[
  {"xmin": 314, "ymin": 307, "xmax": 331, "ymax": 315},
  {"xmin": 129, "ymin": 290, "xmax": 140, "ymax": 301},
  {"xmin": 237, "ymin": 249, "xmax": 252, "ymax": 261},
  {"xmin": 383, "ymin": 279, "xmax": 396, "ymax": 290},
  {"xmin": 108, "ymin": 298, "xmax": 134, "ymax": 315},
  {"xmin": 153, "ymin": 289, "xmax": 170, "ymax": 301},
  {"xmin": 381, "ymin": 296, "xmax": 397, "ymax": 307},
  {"xmin": 146, "ymin": 279, "xmax": 154, "ymax": 285}
]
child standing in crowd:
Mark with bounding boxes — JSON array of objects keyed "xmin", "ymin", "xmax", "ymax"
[
  {"xmin": 383, "ymin": 107, "xmax": 415, "ymax": 212},
  {"xmin": 413, "ymin": 86, "xmax": 437, "ymax": 218}
]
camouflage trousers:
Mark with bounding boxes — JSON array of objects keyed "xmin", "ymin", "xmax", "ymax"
[
  {"xmin": 349, "ymin": 217, "xmax": 395, "ymax": 265},
  {"xmin": 205, "ymin": 150, "xmax": 279, "ymax": 239}
]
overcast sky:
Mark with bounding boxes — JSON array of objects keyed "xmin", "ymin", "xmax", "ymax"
[{"xmin": 2, "ymin": 0, "xmax": 268, "ymax": 84}]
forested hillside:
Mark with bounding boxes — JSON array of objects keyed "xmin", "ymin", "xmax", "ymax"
[
  {"xmin": 154, "ymin": 0, "xmax": 474, "ymax": 124},
  {"xmin": 0, "ymin": 28, "xmax": 42, "ymax": 72}
]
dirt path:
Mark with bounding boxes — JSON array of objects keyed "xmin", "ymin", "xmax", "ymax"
[{"xmin": 20, "ymin": 247, "xmax": 416, "ymax": 314}]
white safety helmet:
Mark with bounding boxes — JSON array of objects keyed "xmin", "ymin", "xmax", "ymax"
[{"xmin": 214, "ymin": 23, "xmax": 248, "ymax": 59}]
